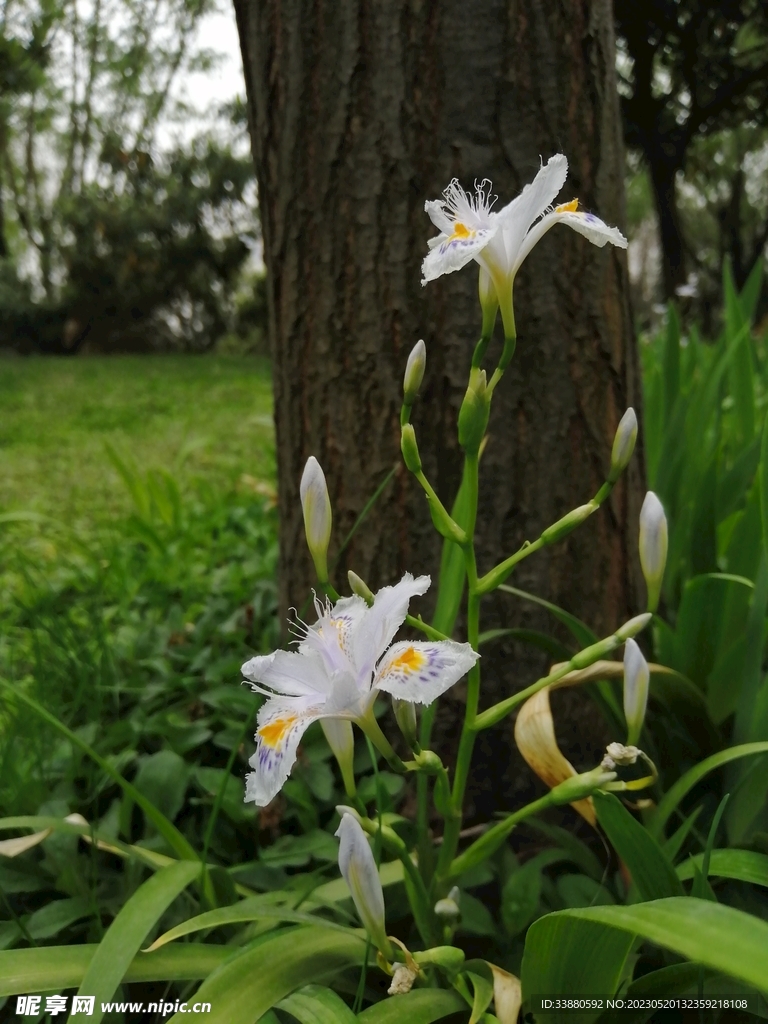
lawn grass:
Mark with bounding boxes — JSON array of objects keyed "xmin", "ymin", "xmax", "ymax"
[
  {"xmin": 0, "ymin": 355, "xmax": 275, "ymax": 526},
  {"xmin": 0, "ymin": 354, "xmax": 280, "ymax": 844}
]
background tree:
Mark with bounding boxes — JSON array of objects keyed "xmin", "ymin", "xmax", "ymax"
[
  {"xmin": 234, "ymin": 0, "xmax": 644, "ymax": 817},
  {"xmin": 0, "ymin": 0, "xmax": 262, "ymax": 351},
  {"xmin": 616, "ymin": 0, "xmax": 768, "ymax": 300}
]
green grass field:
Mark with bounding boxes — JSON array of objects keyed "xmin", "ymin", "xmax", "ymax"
[
  {"xmin": 0, "ymin": 355, "xmax": 275, "ymax": 526},
  {"xmin": 0, "ymin": 354, "xmax": 279, "ymax": 832}
]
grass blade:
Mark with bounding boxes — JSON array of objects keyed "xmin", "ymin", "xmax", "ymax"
[{"xmin": 70, "ymin": 860, "xmax": 201, "ymax": 1024}]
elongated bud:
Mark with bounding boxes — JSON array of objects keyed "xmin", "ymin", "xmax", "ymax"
[
  {"xmin": 403, "ymin": 340, "xmax": 426, "ymax": 405},
  {"xmin": 413, "ymin": 944, "xmax": 465, "ymax": 972},
  {"xmin": 348, "ymin": 570, "xmax": 374, "ymax": 605},
  {"xmin": 300, "ymin": 457, "xmax": 332, "ymax": 583},
  {"xmin": 321, "ymin": 719, "xmax": 356, "ymax": 797},
  {"xmin": 567, "ymin": 614, "xmax": 650, "ymax": 671},
  {"xmin": 400, "ymin": 423, "xmax": 422, "ymax": 473},
  {"xmin": 615, "ymin": 612, "xmax": 652, "ymax": 643},
  {"xmin": 393, "ymin": 698, "xmax": 418, "ymax": 750},
  {"xmin": 639, "ymin": 492, "xmax": 668, "ymax": 612},
  {"xmin": 609, "ymin": 408, "xmax": 638, "ymax": 483},
  {"xmin": 549, "ymin": 766, "xmax": 617, "ymax": 804},
  {"xmin": 540, "ymin": 503, "xmax": 595, "ymax": 544},
  {"xmin": 335, "ymin": 813, "xmax": 392, "ymax": 958},
  {"xmin": 458, "ymin": 367, "xmax": 490, "ymax": 454},
  {"xmin": 623, "ymin": 639, "xmax": 649, "ymax": 745}
]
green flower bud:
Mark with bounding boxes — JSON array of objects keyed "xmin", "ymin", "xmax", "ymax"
[
  {"xmin": 458, "ymin": 367, "xmax": 490, "ymax": 454},
  {"xmin": 639, "ymin": 491, "xmax": 668, "ymax": 613},
  {"xmin": 393, "ymin": 698, "xmax": 418, "ymax": 750},
  {"xmin": 413, "ymin": 944, "xmax": 465, "ymax": 971},
  {"xmin": 609, "ymin": 408, "xmax": 638, "ymax": 483},
  {"xmin": 615, "ymin": 612, "xmax": 652, "ymax": 643},
  {"xmin": 570, "ymin": 636, "xmax": 618, "ymax": 670},
  {"xmin": 403, "ymin": 339, "xmax": 426, "ymax": 405},
  {"xmin": 549, "ymin": 766, "xmax": 616, "ymax": 804},
  {"xmin": 540, "ymin": 503, "xmax": 595, "ymax": 544},
  {"xmin": 348, "ymin": 570, "xmax": 374, "ymax": 605},
  {"xmin": 413, "ymin": 748, "xmax": 442, "ymax": 773},
  {"xmin": 623, "ymin": 639, "xmax": 649, "ymax": 745},
  {"xmin": 300, "ymin": 456, "xmax": 332, "ymax": 583},
  {"xmin": 400, "ymin": 423, "xmax": 422, "ymax": 473}
]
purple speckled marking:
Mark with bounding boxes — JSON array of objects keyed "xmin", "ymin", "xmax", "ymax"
[{"xmin": 441, "ymin": 237, "xmax": 476, "ymax": 252}]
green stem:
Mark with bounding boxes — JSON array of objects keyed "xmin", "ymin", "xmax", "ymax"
[
  {"xmin": 473, "ymin": 621, "xmax": 636, "ymax": 731},
  {"xmin": 415, "ymin": 470, "xmax": 468, "ymax": 546},
  {"xmin": 405, "ymin": 614, "xmax": 450, "ymax": 642},
  {"xmin": 359, "ymin": 712, "xmax": 407, "ymax": 774},
  {"xmin": 446, "ymin": 792, "xmax": 555, "ymax": 879},
  {"xmin": 320, "ymin": 580, "xmax": 341, "ymax": 602},
  {"xmin": 477, "ymin": 481, "xmax": 616, "ymax": 595},
  {"xmin": 360, "ymin": 815, "xmax": 437, "ymax": 946},
  {"xmin": 435, "ymin": 453, "xmax": 480, "ymax": 879}
]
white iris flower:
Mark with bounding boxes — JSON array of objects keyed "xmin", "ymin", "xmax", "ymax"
[
  {"xmin": 242, "ymin": 573, "xmax": 478, "ymax": 806},
  {"xmin": 421, "ymin": 154, "xmax": 628, "ymax": 339}
]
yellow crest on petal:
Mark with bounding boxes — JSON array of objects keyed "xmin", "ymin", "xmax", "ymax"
[
  {"xmin": 389, "ymin": 646, "xmax": 427, "ymax": 674},
  {"xmin": 556, "ymin": 198, "xmax": 579, "ymax": 213},
  {"xmin": 258, "ymin": 715, "xmax": 297, "ymax": 748}
]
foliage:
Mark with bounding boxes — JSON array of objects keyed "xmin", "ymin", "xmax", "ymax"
[
  {"xmin": 0, "ymin": 0, "xmax": 261, "ymax": 352},
  {"xmin": 616, "ymin": 0, "xmax": 768, "ymax": 302},
  {"xmin": 641, "ymin": 260, "xmax": 768, "ymax": 844}
]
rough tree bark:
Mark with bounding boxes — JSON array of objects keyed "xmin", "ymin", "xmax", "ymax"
[{"xmin": 234, "ymin": 0, "xmax": 644, "ymax": 819}]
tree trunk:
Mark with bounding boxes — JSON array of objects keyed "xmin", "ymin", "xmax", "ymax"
[
  {"xmin": 234, "ymin": 0, "xmax": 644, "ymax": 819},
  {"xmin": 647, "ymin": 148, "xmax": 687, "ymax": 299}
]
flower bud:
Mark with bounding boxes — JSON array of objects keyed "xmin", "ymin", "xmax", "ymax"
[
  {"xmin": 321, "ymin": 719, "xmax": 356, "ymax": 796},
  {"xmin": 335, "ymin": 812, "xmax": 392, "ymax": 958},
  {"xmin": 434, "ymin": 885, "xmax": 461, "ymax": 921},
  {"xmin": 393, "ymin": 698, "xmax": 418, "ymax": 750},
  {"xmin": 623, "ymin": 639, "xmax": 649, "ymax": 745},
  {"xmin": 615, "ymin": 612, "xmax": 652, "ymax": 643},
  {"xmin": 403, "ymin": 340, "xmax": 426, "ymax": 405},
  {"xmin": 639, "ymin": 492, "xmax": 668, "ymax": 612},
  {"xmin": 458, "ymin": 367, "xmax": 490, "ymax": 454},
  {"xmin": 608, "ymin": 408, "xmax": 638, "ymax": 483},
  {"xmin": 299, "ymin": 457, "xmax": 332, "ymax": 583},
  {"xmin": 400, "ymin": 423, "xmax": 422, "ymax": 474},
  {"xmin": 540, "ymin": 503, "xmax": 595, "ymax": 544},
  {"xmin": 413, "ymin": 748, "xmax": 443, "ymax": 773},
  {"xmin": 413, "ymin": 944, "xmax": 465, "ymax": 972},
  {"xmin": 549, "ymin": 766, "xmax": 617, "ymax": 804},
  {"xmin": 348, "ymin": 570, "xmax": 374, "ymax": 605}
]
